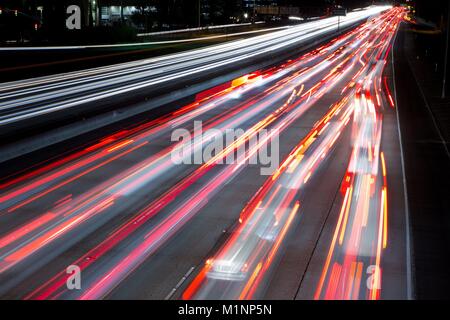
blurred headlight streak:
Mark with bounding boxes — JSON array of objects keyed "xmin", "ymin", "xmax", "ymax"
[{"xmin": 0, "ymin": 6, "xmax": 391, "ymax": 125}]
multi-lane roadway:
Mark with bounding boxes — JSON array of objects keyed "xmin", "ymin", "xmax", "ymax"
[{"xmin": 0, "ymin": 6, "xmax": 411, "ymax": 300}]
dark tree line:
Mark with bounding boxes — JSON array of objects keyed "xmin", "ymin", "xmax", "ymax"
[{"xmin": 130, "ymin": 0, "xmax": 243, "ymax": 28}]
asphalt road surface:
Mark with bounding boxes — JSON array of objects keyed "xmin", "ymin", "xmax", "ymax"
[{"xmin": 0, "ymin": 6, "xmax": 411, "ymax": 300}]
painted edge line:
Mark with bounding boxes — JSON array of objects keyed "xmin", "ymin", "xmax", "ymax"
[{"xmin": 391, "ymin": 21, "xmax": 415, "ymax": 300}]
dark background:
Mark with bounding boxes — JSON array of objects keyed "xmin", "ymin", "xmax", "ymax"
[{"xmin": 0, "ymin": 0, "xmax": 393, "ymax": 44}]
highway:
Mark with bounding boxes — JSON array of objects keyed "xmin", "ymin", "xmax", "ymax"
[
  {"xmin": 0, "ymin": 6, "xmax": 410, "ymax": 300},
  {"xmin": 0, "ymin": 6, "xmax": 387, "ymax": 127}
]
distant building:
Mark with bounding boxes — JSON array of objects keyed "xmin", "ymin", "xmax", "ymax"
[
  {"xmin": 242, "ymin": 0, "xmax": 278, "ymax": 9},
  {"xmin": 253, "ymin": 0, "xmax": 330, "ymax": 20}
]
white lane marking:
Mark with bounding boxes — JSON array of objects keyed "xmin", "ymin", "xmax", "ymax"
[{"xmin": 164, "ymin": 266, "xmax": 195, "ymax": 300}]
